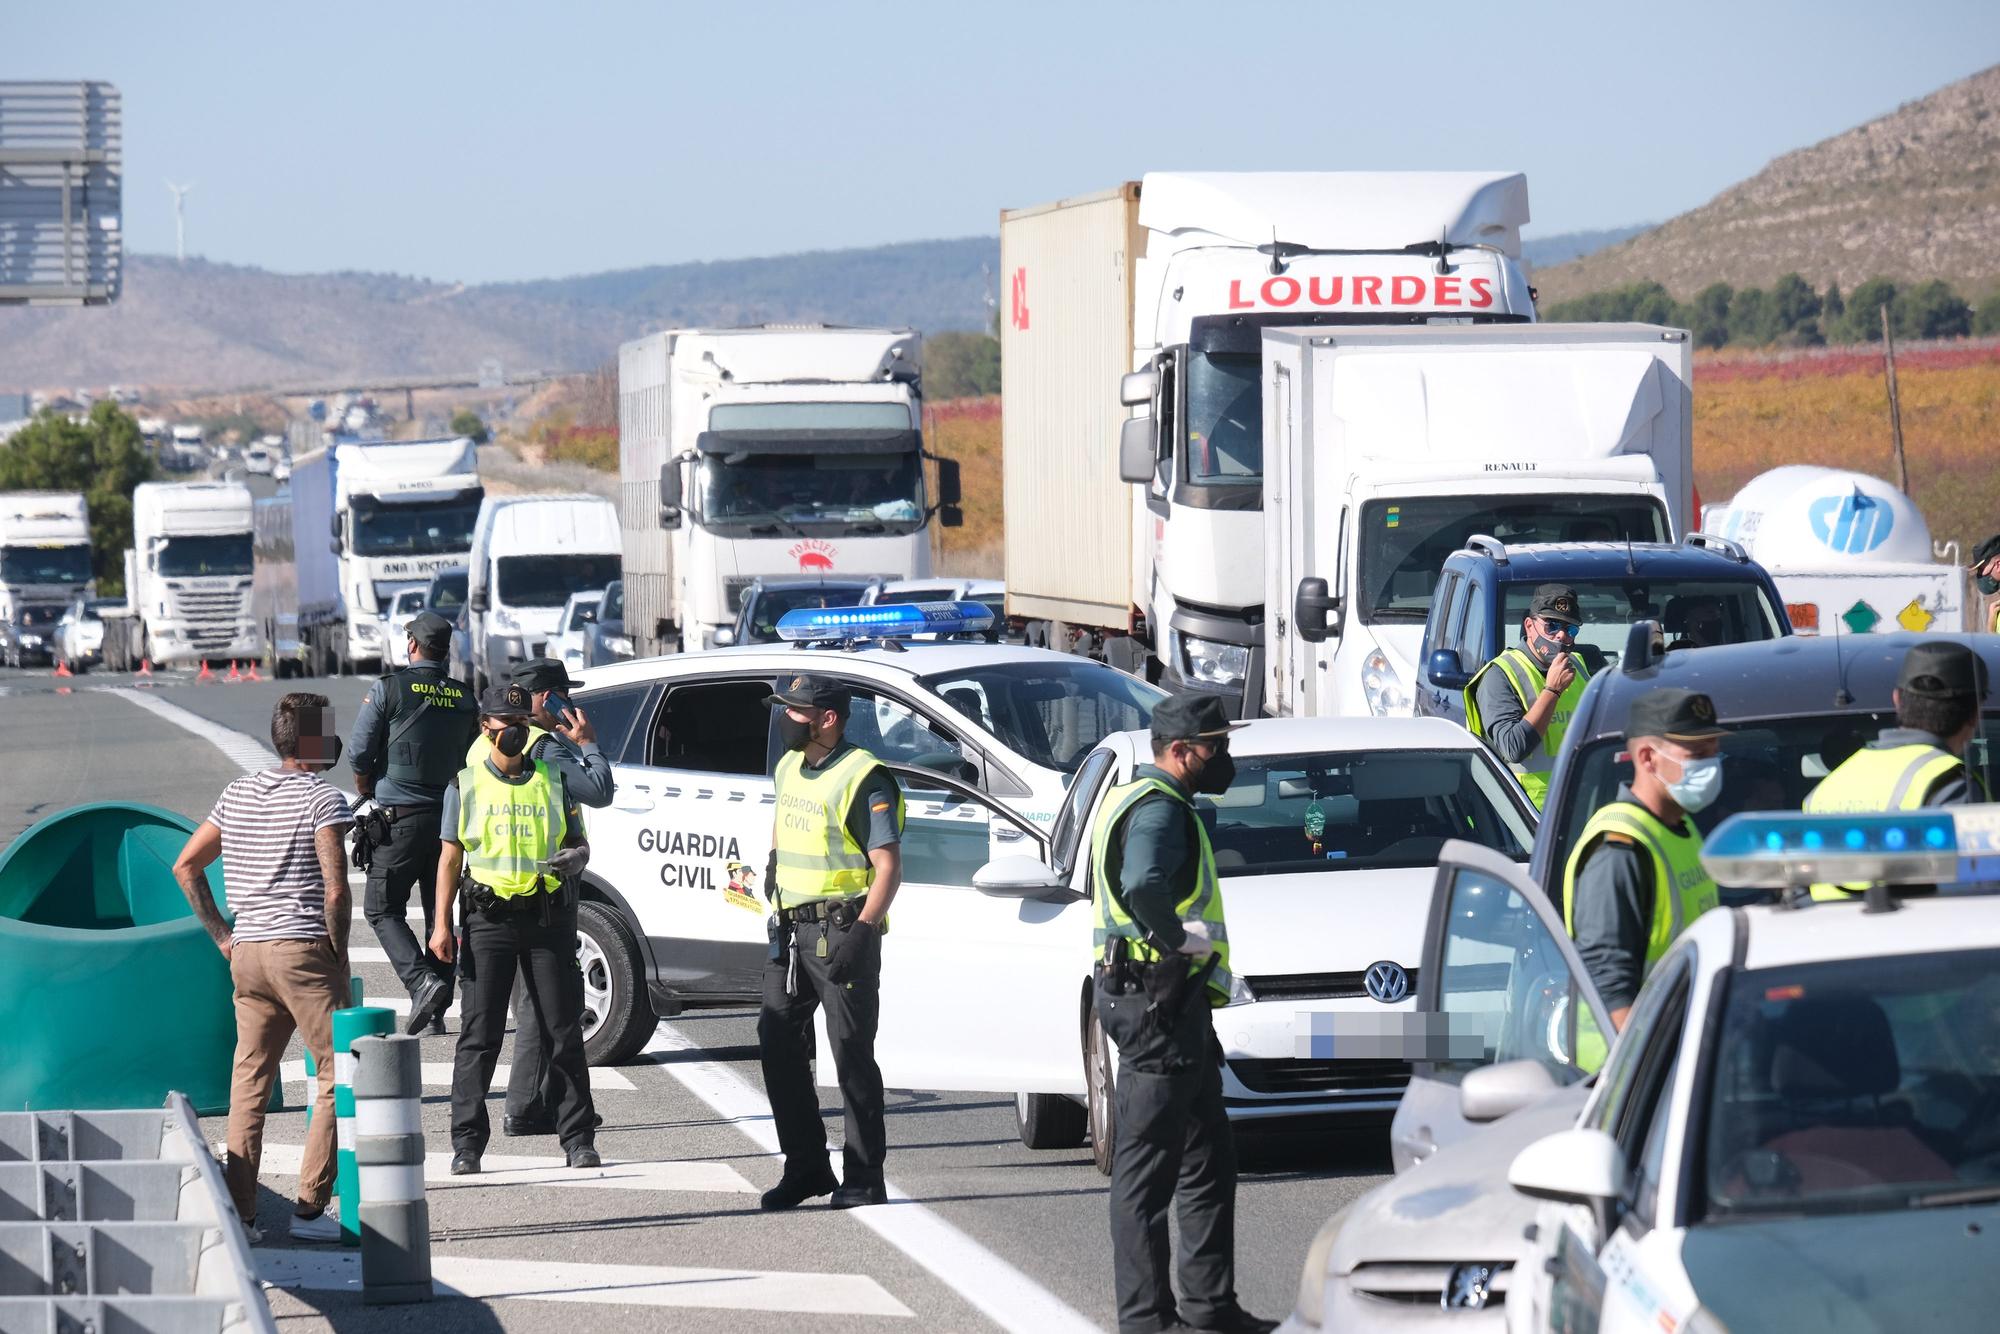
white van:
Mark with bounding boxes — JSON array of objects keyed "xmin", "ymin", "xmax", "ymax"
[{"xmin": 466, "ymin": 494, "xmax": 622, "ymax": 690}]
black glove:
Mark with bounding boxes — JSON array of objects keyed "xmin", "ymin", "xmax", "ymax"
[
  {"xmin": 548, "ymin": 846, "xmax": 589, "ymax": 878},
  {"xmin": 825, "ymin": 919, "xmax": 878, "ymax": 984}
]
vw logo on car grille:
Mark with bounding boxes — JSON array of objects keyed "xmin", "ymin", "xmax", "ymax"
[
  {"xmin": 1442, "ymin": 1263, "xmax": 1495, "ymax": 1310},
  {"xmin": 1363, "ymin": 961, "xmax": 1409, "ymax": 1004}
]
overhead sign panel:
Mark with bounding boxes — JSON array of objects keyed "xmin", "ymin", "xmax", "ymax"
[{"xmin": 0, "ymin": 81, "xmax": 122, "ymax": 305}]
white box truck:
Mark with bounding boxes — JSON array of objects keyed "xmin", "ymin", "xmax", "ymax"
[
  {"xmin": 999, "ymin": 172, "xmax": 1538, "ymax": 702},
  {"xmin": 1704, "ymin": 465, "xmax": 1966, "ymax": 637},
  {"xmin": 465, "ymin": 494, "xmax": 622, "ymax": 689},
  {"xmin": 124, "ymin": 481, "xmax": 257, "ymax": 668},
  {"xmin": 1262, "ymin": 323, "xmax": 1695, "ymax": 719},
  {"xmin": 272, "ymin": 436, "xmax": 483, "ymax": 674},
  {"xmin": 0, "ymin": 492, "xmax": 93, "ymax": 626},
  {"xmin": 617, "ymin": 325, "xmax": 954, "ymax": 656}
]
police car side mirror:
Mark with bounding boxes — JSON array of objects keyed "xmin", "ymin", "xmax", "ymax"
[
  {"xmin": 1427, "ymin": 648, "xmax": 1471, "ymax": 690},
  {"xmin": 972, "ymin": 856, "xmax": 1066, "ymax": 900},
  {"xmin": 1509, "ymin": 1128, "xmax": 1627, "ymax": 1208},
  {"xmin": 1460, "ymin": 1058, "xmax": 1558, "ymax": 1123}
]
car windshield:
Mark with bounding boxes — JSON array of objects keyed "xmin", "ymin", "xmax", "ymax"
[
  {"xmin": 428, "ymin": 570, "xmax": 468, "ymax": 610},
  {"xmin": 1197, "ymin": 749, "xmax": 1532, "ymax": 875},
  {"xmin": 160, "ymin": 534, "xmax": 252, "ymax": 578},
  {"xmin": 741, "ymin": 585, "xmax": 877, "ymax": 642},
  {"xmin": 1701, "ymin": 949, "xmax": 2000, "ymax": 1221},
  {"xmin": 564, "ymin": 599, "xmax": 599, "ymax": 632},
  {"xmin": 1185, "ymin": 350, "xmax": 1261, "ymax": 486},
  {"xmin": 1500, "ymin": 576, "xmax": 1785, "ymax": 669},
  {"xmin": 0, "ymin": 545, "xmax": 92, "ymax": 586},
  {"xmin": 919, "ymin": 661, "xmax": 1165, "ymax": 773},
  {"xmin": 495, "ymin": 553, "xmax": 621, "ymax": 608},
  {"xmin": 352, "ymin": 492, "xmax": 483, "ymax": 557},
  {"xmin": 602, "ymin": 581, "xmax": 623, "ymax": 622},
  {"xmin": 1360, "ymin": 497, "xmax": 1669, "ymax": 621},
  {"xmin": 700, "ymin": 452, "xmax": 924, "ymax": 536}
]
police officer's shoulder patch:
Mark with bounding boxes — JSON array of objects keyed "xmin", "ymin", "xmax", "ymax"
[{"xmin": 1602, "ymin": 831, "xmax": 1635, "ymax": 846}]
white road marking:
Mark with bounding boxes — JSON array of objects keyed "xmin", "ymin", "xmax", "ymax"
[
  {"xmin": 346, "ymin": 946, "xmax": 393, "ymax": 964},
  {"xmin": 100, "ymin": 687, "xmax": 275, "ymax": 774},
  {"xmin": 256, "ymin": 1248, "xmax": 912, "ymax": 1317},
  {"xmin": 282, "ymin": 1059, "xmax": 635, "ymax": 1091},
  {"xmin": 643, "ymin": 1022, "xmax": 1100, "ymax": 1334},
  {"xmin": 252, "ymin": 1140, "xmax": 753, "ymax": 1195}
]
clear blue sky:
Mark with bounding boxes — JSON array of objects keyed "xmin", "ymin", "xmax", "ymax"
[{"xmin": 13, "ymin": 0, "xmax": 1998, "ymax": 284}]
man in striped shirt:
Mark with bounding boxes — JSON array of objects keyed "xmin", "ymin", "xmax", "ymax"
[{"xmin": 173, "ymin": 692, "xmax": 355, "ymax": 1244}]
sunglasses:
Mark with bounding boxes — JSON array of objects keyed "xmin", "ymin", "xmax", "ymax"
[{"xmin": 1535, "ymin": 618, "xmax": 1577, "ymax": 637}]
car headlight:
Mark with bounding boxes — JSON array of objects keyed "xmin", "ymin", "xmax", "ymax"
[
  {"xmin": 1222, "ymin": 972, "xmax": 1256, "ymax": 1008},
  {"xmin": 1178, "ymin": 631, "xmax": 1251, "ymax": 687},
  {"xmin": 1361, "ymin": 649, "xmax": 1410, "ymax": 717},
  {"xmin": 605, "ymin": 634, "xmax": 634, "ymax": 657},
  {"xmin": 1292, "ymin": 1210, "xmax": 1344, "ymax": 1328}
]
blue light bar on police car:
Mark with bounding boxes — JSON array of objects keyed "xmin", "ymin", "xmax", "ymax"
[
  {"xmin": 1700, "ymin": 809, "xmax": 1983, "ymax": 889},
  {"xmin": 775, "ymin": 600, "xmax": 995, "ymax": 642}
]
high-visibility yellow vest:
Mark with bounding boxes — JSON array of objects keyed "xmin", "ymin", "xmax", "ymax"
[
  {"xmin": 1563, "ymin": 800, "xmax": 1716, "ymax": 1071},
  {"xmin": 463, "ymin": 725, "xmax": 549, "ymax": 770},
  {"xmin": 1464, "ymin": 647, "xmax": 1590, "ymax": 809},
  {"xmin": 1090, "ymin": 777, "xmax": 1233, "ymax": 1006},
  {"xmin": 1803, "ymin": 742, "xmax": 1966, "ymax": 899},
  {"xmin": 771, "ymin": 746, "xmax": 902, "ymax": 909},
  {"xmin": 457, "ymin": 760, "xmax": 568, "ymax": 899}
]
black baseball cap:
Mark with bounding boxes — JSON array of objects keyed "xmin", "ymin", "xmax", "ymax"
[
  {"xmin": 1150, "ymin": 692, "xmax": 1247, "ymax": 745},
  {"xmin": 478, "ymin": 682, "xmax": 534, "ymax": 718},
  {"xmin": 1974, "ymin": 533, "xmax": 2000, "ymax": 567},
  {"xmin": 510, "ymin": 658, "xmax": 577, "ymax": 694},
  {"xmin": 404, "ymin": 609, "xmax": 454, "ymax": 656},
  {"xmin": 1528, "ymin": 584, "xmax": 1583, "ymax": 627},
  {"xmin": 766, "ymin": 673, "xmax": 852, "ymax": 715},
  {"xmin": 1625, "ymin": 687, "xmax": 1728, "ymax": 742},
  {"xmin": 1897, "ymin": 641, "xmax": 1987, "ymax": 700}
]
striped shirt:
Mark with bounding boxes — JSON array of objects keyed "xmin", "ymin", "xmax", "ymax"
[{"xmin": 206, "ymin": 769, "xmax": 354, "ymax": 942}]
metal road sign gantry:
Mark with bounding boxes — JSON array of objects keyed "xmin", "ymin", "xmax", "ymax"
[{"xmin": 0, "ymin": 80, "xmax": 122, "ymax": 306}]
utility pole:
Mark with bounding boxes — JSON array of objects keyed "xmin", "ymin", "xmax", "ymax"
[
  {"xmin": 166, "ymin": 181, "xmax": 194, "ymax": 263},
  {"xmin": 1881, "ymin": 303, "xmax": 1908, "ymax": 493}
]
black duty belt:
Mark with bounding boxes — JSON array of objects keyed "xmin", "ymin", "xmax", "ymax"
[{"xmin": 778, "ymin": 897, "xmax": 865, "ymax": 927}]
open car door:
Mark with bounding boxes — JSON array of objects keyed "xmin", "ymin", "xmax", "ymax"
[{"xmin": 1390, "ymin": 840, "xmax": 1611, "ymax": 1172}]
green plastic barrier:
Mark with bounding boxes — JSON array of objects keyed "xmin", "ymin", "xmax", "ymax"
[{"xmin": 0, "ymin": 803, "xmax": 236, "ymax": 1114}]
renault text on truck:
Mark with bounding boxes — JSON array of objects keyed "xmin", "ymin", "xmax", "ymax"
[
  {"xmin": 265, "ymin": 436, "xmax": 484, "ymax": 674},
  {"xmin": 465, "ymin": 494, "xmax": 622, "ymax": 690},
  {"xmin": 617, "ymin": 325, "xmax": 959, "ymax": 655},
  {"xmin": 999, "ymin": 172, "xmax": 1539, "ymax": 704},
  {"xmin": 126, "ymin": 481, "xmax": 257, "ymax": 668},
  {"xmin": 0, "ymin": 491, "xmax": 93, "ymax": 628},
  {"xmin": 1263, "ymin": 323, "xmax": 1695, "ymax": 720}
]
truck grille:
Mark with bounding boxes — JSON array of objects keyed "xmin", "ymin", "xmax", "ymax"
[
  {"xmin": 1227, "ymin": 1058, "xmax": 1410, "ymax": 1097},
  {"xmin": 169, "ymin": 589, "xmax": 249, "ymax": 646},
  {"xmin": 1245, "ymin": 970, "xmax": 1420, "ymax": 1001}
]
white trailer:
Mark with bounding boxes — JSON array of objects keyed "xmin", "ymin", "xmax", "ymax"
[
  {"xmin": 1704, "ymin": 465, "xmax": 1966, "ymax": 637},
  {"xmin": 617, "ymin": 325, "xmax": 950, "ymax": 656},
  {"xmin": 1000, "ymin": 172, "xmax": 1539, "ymax": 698},
  {"xmin": 1263, "ymin": 323, "xmax": 1695, "ymax": 719},
  {"xmin": 0, "ymin": 491, "xmax": 93, "ymax": 626},
  {"xmin": 127, "ymin": 481, "xmax": 257, "ymax": 668},
  {"xmin": 270, "ymin": 437, "xmax": 483, "ymax": 674},
  {"xmin": 465, "ymin": 494, "xmax": 622, "ymax": 689}
]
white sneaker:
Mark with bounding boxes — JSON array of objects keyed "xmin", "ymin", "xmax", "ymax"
[
  {"xmin": 243, "ymin": 1223, "xmax": 265, "ymax": 1245},
  {"xmin": 289, "ymin": 1210, "xmax": 341, "ymax": 1243}
]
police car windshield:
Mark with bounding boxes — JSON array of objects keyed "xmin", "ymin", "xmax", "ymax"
[
  {"xmin": 1501, "ymin": 578, "xmax": 1785, "ymax": 664},
  {"xmin": 1700, "ymin": 948, "xmax": 2000, "ymax": 1221},
  {"xmin": 919, "ymin": 662, "xmax": 1164, "ymax": 774},
  {"xmin": 1360, "ymin": 497, "xmax": 1668, "ymax": 621},
  {"xmin": 1195, "ymin": 750, "xmax": 1531, "ymax": 875}
]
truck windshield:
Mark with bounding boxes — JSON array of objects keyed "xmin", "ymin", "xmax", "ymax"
[
  {"xmin": 1500, "ymin": 577, "xmax": 1785, "ymax": 663},
  {"xmin": 496, "ymin": 554, "xmax": 620, "ymax": 608},
  {"xmin": 740, "ymin": 583, "xmax": 880, "ymax": 642},
  {"xmin": 0, "ymin": 545, "xmax": 92, "ymax": 586},
  {"xmin": 1359, "ymin": 496, "xmax": 1668, "ymax": 621},
  {"xmin": 700, "ymin": 452, "xmax": 924, "ymax": 536},
  {"xmin": 919, "ymin": 661, "xmax": 1165, "ymax": 774},
  {"xmin": 160, "ymin": 534, "xmax": 252, "ymax": 578},
  {"xmin": 1197, "ymin": 749, "xmax": 1532, "ymax": 874},
  {"xmin": 353, "ymin": 493, "xmax": 484, "ymax": 557},
  {"xmin": 1185, "ymin": 351, "xmax": 1262, "ymax": 487}
]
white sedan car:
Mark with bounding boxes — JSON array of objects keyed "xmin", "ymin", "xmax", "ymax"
[{"xmin": 378, "ymin": 587, "xmax": 429, "ymax": 668}]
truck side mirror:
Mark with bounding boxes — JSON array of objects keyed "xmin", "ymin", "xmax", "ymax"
[
  {"xmin": 468, "ymin": 589, "xmax": 489, "ymax": 614},
  {"xmin": 1119, "ymin": 369, "xmax": 1158, "ymax": 407},
  {"xmin": 939, "ymin": 505, "xmax": 964, "ymax": 529},
  {"xmin": 658, "ymin": 462, "xmax": 683, "ymax": 529},
  {"xmin": 1427, "ymin": 648, "xmax": 1470, "ymax": 689},
  {"xmin": 1118, "ymin": 417, "xmax": 1155, "ymax": 484},
  {"xmin": 1294, "ymin": 577, "xmax": 1342, "ymax": 644},
  {"xmin": 329, "ymin": 514, "xmax": 341, "ymax": 539},
  {"xmin": 935, "ymin": 456, "xmax": 962, "ymax": 507},
  {"xmin": 329, "ymin": 539, "xmax": 343, "ymax": 556}
]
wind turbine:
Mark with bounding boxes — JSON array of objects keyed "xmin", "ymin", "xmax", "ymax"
[{"xmin": 166, "ymin": 181, "xmax": 194, "ymax": 263}]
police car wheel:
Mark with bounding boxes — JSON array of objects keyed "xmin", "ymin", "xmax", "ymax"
[
  {"xmin": 1015, "ymin": 1091, "xmax": 1087, "ymax": 1151},
  {"xmin": 1086, "ymin": 1010, "xmax": 1116, "ymax": 1176},
  {"xmin": 576, "ymin": 900, "xmax": 653, "ymax": 1065}
]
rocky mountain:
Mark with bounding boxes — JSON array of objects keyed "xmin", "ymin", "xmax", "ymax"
[{"xmin": 1537, "ymin": 64, "xmax": 2000, "ymax": 303}]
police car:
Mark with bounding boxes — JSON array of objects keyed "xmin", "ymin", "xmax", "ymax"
[
  {"xmin": 1277, "ymin": 809, "xmax": 2000, "ymax": 1332},
  {"xmin": 566, "ymin": 600, "xmax": 1164, "ymax": 1061}
]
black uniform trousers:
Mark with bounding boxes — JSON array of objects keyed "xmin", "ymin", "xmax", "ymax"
[
  {"xmin": 451, "ymin": 898, "xmax": 596, "ymax": 1154},
  {"xmin": 1096, "ymin": 974, "xmax": 1243, "ymax": 1334},
  {"xmin": 364, "ymin": 807, "xmax": 451, "ymax": 1000},
  {"xmin": 757, "ymin": 917, "xmax": 886, "ymax": 1187},
  {"xmin": 504, "ymin": 974, "xmax": 556, "ymax": 1123}
]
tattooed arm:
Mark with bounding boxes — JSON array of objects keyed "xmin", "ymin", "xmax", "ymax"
[
  {"xmin": 172, "ymin": 821, "xmax": 234, "ymax": 958},
  {"xmin": 317, "ymin": 822, "xmax": 352, "ymax": 986}
]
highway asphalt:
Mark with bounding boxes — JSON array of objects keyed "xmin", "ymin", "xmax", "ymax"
[{"xmin": 0, "ymin": 667, "xmax": 1394, "ymax": 1331}]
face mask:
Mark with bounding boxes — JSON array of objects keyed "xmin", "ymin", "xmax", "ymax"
[
  {"xmin": 777, "ymin": 713, "xmax": 814, "ymax": 752},
  {"xmin": 1663, "ymin": 753, "xmax": 1723, "ymax": 814},
  {"xmin": 492, "ymin": 724, "xmax": 529, "ymax": 758},
  {"xmin": 1191, "ymin": 746, "xmax": 1236, "ymax": 796},
  {"xmin": 1980, "ymin": 574, "xmax": 2000, "ymax": 597}
]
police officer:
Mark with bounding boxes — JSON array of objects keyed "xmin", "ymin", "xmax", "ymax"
[
  {"xmin": 1093, "ymin": 693, "xmax": 1274, "ymax": 1334},
  {"xmin": 430, "ymin": 682, "xmax": 599, "ymax": 1174},
  {"xmin": 756, "ymin": 674, "xmax": 904, "ymax": 1212},
  {"xmin": 346, "ymin": 609, "xmax": 479, "ymax": 1036},
  {"xmin": 494, "ymin": 658, "xmax": 616, "ymax": 1137},
  {"xmin": 1804, "ymin": 641, "xmax": 1987, "ymax": 897},
  {"xmin": 1464, "ymin": 584, "xmax": 1590, "ymax": 809},
  {"xmin": 1564, "ymin": 688, "xmax": 1725, "ymax": 1035}
]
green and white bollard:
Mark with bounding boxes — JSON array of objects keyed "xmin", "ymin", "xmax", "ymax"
[
  {"xmin": 352, "ymin": 1032, "xmax": 432, "ymax": 1304},
  {"xmin": 331, "ymin": 999, "xmax": 394, "ymax": 1247}
]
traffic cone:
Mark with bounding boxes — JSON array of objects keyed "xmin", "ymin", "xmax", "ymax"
[
  {"xmin": 196, "ymin": 661, "xmax": 214, "ymax": 683},
  {"xmin": 246, "ymin": 661, "xmax": 263, "ymax": 683},
  {"xmin": 136, "ymin": 658, "xmax": 154, "ymax": 688},
  {"xmin": 225, "ymin": 660, "xmax": 243, "ymax": 684},
  {"xmin": 53, "ymin": 659, "xmax": 71, "ymax": 678}
]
